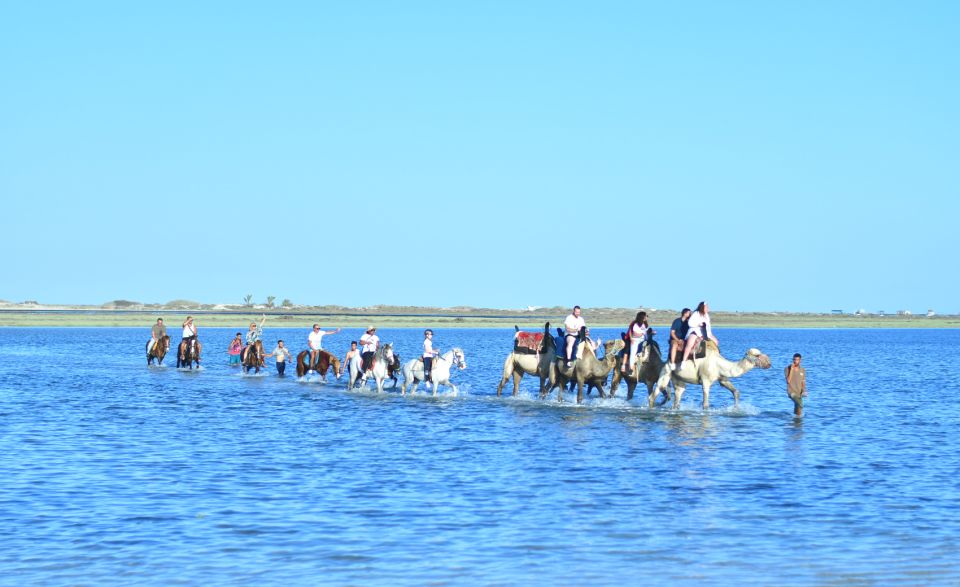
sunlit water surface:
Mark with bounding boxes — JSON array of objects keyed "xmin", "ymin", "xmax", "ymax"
[{"xmin": 1, "ymin": 327, "xmax": 959, "ymax": 585}]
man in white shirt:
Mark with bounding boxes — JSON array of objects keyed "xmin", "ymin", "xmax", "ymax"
[
  {"xmin": 359, "ymin": 326, "xmax": 379, "ymax": 376},
  {"xmin": 563, "ymin": 305, "xmax": 586, "ymax": 366},
  {"xmin": 308, "ymin": 324, "xmax": 341, "ymax": 371}
]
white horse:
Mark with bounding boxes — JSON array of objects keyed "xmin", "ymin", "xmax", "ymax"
[
  {"xmin": 348, "ymin": 343, "xmax": 395, "ymax": 393},
  {"xmin": 400, "ymin": 348, "xmax": 467, "ymax": 396}
]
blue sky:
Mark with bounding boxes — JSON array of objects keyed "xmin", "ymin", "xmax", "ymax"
[{"xmin": 2, "ymin": 2, "xmax": 957, "ymax": 313}]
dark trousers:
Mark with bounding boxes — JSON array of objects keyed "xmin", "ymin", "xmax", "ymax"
[
  {"xmin": 361, "ymin": 351, "xmax": 375, "ymax": 372},
  {"xmin": 276, "ymin": 361, "xmax": 286, "ymax": 376},
  {"xmin": 423, "ymin": 357, "xmax": 433, "ymax": 381}
]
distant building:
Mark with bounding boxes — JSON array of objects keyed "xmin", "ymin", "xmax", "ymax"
[
  {"xmin": 928, "ymin": 309, "xmax": 936, "ymax": 317},
  {"xmin": 897, "ymin": 310, "xmax": 912, "ymax": 316}
]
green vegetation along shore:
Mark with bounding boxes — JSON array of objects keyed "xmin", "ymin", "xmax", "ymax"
[{"xmin": 0, "ymin": 303, "xmax": 956, "ymax": 328}]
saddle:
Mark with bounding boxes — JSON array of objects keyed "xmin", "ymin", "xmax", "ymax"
[
  {"xmin": 556, "ymin": 337, "xmax": 584, "ymax": 363},
  {"xmin": 514, "ymin": 331, "xmax": 544, "ymax": 355},
  {"xmin": 672, "ymin": 340, "xmax": 706, "ymax": 364}
]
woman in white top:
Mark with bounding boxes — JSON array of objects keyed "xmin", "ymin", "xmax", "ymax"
[
  {"xmin": 181, "ymin": 316, "xmax": 198, "ymax": 357},
  {"xmin": 680, "ymin": 301, "xmax": 719, "ymax": 366},
  {"xmin": 182, "ymin": 316, "xmax": 197, "ymax": 341},
  {"xmin": 422, "ymin": 329, "xmax": 440, "ymax": 384},
  {"xmin": 621, "ymin": 311, "xmax": 650, "ymax": 374}
]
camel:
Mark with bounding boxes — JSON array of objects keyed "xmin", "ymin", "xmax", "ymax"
[
  {"xmin": 546, "ymin": 338, "xmax": 624, "ymax": 402},
  {"xmin": 496, "ymin": 323, "xmax": 556, "ymax": 397},
  {"xmin": 652, "ymin": 340, "xmax": 771, "ymax": 409},
  {"xmin": 609, "ymin": 339, "xmax": 667, "ymax": 404},
  {"xmin": 550, "ymin": 335, "xmax": 625, "ymax": 404}
]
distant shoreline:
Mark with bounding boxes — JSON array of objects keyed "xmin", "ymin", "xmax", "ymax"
[{"xmin": 0, "ymin": 306, "xmax": 956, "ymax": 329}]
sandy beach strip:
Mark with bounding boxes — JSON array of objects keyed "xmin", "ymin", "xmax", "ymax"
[{"xmin": 0, "ymin": 307, "xmax": 956, "ymax": 328}]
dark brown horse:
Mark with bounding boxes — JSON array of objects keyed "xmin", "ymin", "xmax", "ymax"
[
  {"xmin": 243, "ymin": 340, "xmax": 265, "ymax": 374},
  {"xmin": 177, "ymin": 338, "xmax": 202, "ymax": 369},
  {"xmin": 296, "ymin": 349, "xmax": 342, "ymax": 379},
  {"xmin": 147, "ymin": 335, "xmax": 171, "ymax": 366},
  {"xmin": 387, "ymin": 352, "xmax": 401, "ymax": 388}
]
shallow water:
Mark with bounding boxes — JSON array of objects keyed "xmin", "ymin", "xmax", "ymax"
[{"xmin": 1, "ymin": 327, "xmax": 958, "ymax": 585}]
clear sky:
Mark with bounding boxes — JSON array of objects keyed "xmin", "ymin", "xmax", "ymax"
[{"xmin": 2, "ymin": 2, "xmax": 957, "ymax": 313}]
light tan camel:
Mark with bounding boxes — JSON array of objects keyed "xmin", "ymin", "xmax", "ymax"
[
  {"xmin": 610, "ymin": 339, "xmax": 667, "ymax": 403},
  {"xmin": 496, "ymin": 323, "xmax": 556, "ymax": 397},
  {"xmin": 652, "ymin": 341, "xmax": 771, "ymax": 409},
  {"xmin": 550, "ymin": 337, "xmax": 625, "ymax": 404}
]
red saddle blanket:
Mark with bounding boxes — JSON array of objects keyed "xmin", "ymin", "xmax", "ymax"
[{"xmin": 514, "ymin": 332, "xmax": 544, "ymax": 354}]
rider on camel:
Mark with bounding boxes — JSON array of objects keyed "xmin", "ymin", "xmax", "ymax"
[
  {"xmin": 563, "ymin": 306, "xmax": 586, "ymax": 367},
  {"xmin": 621, "ymin": 311, "xmax": 653, "ymax": 375},
  {"xmin": 668, "ymin": 308, "xmax": 691, "ymax": 371},
  {"xmin": 678, "ymin": 301, "xmax": 719, "ymax": 369}
]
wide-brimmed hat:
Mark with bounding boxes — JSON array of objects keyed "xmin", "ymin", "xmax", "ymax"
[{"xmin": 366, "ymin": 326, "xmax": 376, "ymax": 332}]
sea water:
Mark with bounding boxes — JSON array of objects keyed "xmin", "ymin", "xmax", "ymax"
[{"xmin": 1, "ymin": 327, "xmax": 958, "ymax": 585}]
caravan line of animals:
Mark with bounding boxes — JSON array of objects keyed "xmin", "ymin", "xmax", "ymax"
[
  {"xmin": 144, "ymin": 303, "xmax": 771, "ymax": 408},
  {"xmin": 145, "ymin": 315, "xmax": 467, "ymax": 395},
  {"xmin": 498, "ymin": 302, "xmax": 771, "ymax": 408}
]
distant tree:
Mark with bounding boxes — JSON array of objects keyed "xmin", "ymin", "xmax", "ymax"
[
  {"xmin": 266, "ymin": 296, "xmax": 276, "ymax": 308},
  {"xmin": 281, "ymin": 299, "xmax": 293, "ymax": 308},
  {"xmin": 243, "ymin": 294, "xmax": 253, "ymax": 306}
]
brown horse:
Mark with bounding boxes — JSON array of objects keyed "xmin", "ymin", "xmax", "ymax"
[
  {"xmin": 296, "ymin": 349, "xmax": 342, "ymax": 379},
  {"xmin": 387, "ymin": 352, "xmax": 401, "ymax": 388},
  {"xmin": 147, "ymin": 335, "xmax": 171, "ymax": 366},
  {"xmin": 243, "ymin": 340, "xmax": 265, "ymax": 374},
  {"xmin": 177, "ymin": 338, "xmax": 202, "ymax": 369}
]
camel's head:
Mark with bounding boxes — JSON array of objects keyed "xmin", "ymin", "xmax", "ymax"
[{"xmin": 747, "ymin": 348, "xmax": 771, "ymax": 369}]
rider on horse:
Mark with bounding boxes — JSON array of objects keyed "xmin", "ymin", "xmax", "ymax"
[
  {"xmin": 243, "ymin": 315, "xmax": 266, "ymax": 364},
  {"xmin": 422, "ymin": 329, "xmax": 440, "ymax": 388},
  {"xmin": 182, "ymin": 316, "xmax": 198, "ymax": 352},
  {"xmin": 359, "ymin": 326, "xmax": 379, "ymax": 380},
  {"xmin": 148, "ymin": 318, "xmax": 166, "ymax": 356},
  {"xmin": 307, "ymin": 324, "xmax": 341, "ymax": 372}
]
